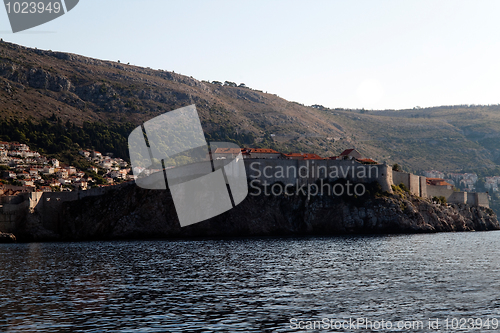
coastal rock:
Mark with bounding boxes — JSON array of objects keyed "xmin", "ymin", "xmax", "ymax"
[
  {"xmin": 13, "ymin": 182, "xmax": 499, "ymax": 241},
  {"xmin": 0, "ymin": 232, "xmax": 16, "ymax": 243}
]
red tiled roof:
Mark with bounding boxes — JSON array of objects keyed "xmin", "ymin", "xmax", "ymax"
[
  {"xmin": 302, "ymin": 153, "xmax": 324, "ymax": 160},
  {"xmin": 283, "ymin": 153, "xmax": 305, "ymax": 157},
  {"xmin": 248, "ymin": 148, "xmax": 280, "ymax": 154},
  {"xmin": 357, "ymin": 158, "xmax": 377, "ymax": 164},
  {"xmin": 340, "ymin": 149, "xmax": 358, "ymax": 156},
  {"xmin": 426, "ymin": 178, "xmax": 452, "ymax": 186},
  {"xmin": 283, "ymin": 153, "xmax": 324, "ymax": 159}
]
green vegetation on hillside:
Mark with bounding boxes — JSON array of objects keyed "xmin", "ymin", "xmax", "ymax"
[
  {"xmin": 0, "ymin": 115, "xmax": 135, "ymax": 162},
  {"xmin": 3, "ymin": 41, "xmax": 500, "ymax": 193}
]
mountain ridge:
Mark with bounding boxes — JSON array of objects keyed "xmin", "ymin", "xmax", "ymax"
[{"xmin": 1, "ymin": 40, "xmax": 500, "ymax": 175}]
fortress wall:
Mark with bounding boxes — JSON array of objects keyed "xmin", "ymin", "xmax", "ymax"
[
  {"xmin": 30, "ymin": 183, "xmax": 135, "ymax": 231},
  {"xmin": 34, "ymin": 185, "xmax": 129, "ymax": 231},
  {"xmin": 419, "ymin": 177, "xmax": 427, "ymax": 198},
  {"xmin": 78, "ymin": 187, "xmax": 106, "ymax": 198},
  {"xmin": 467, "ymin": 192, "xmax": 476, "ymax": 206},
  {"xmin": 1, "ymin": 201, "xmax": 29, "ymax": 214},
  {"xmin": 164, "ymin": 161, "xmax": 212, "ymax": 183},
  {"xmin": 392, "ymin": 171, "xmax": 410, "ymax": 189},
  {"xmin": 28, "ymin": 192, "xmax": 43, "ymax": 209},
  {"xmin": 0, "ymin": 216, "xmax": 17, "ymax": 233},
  {"xmin": 448, "ymin": 191, "xmax": 467, "ymax": 205},
  {"xmin": 409, "ymin": 174, "xmax": 421, "ymax": 196},
  {"xmin": 37, "ymin": 192, "xmax": 77, "ymax": 230},
  {"xmin": 391, "ymin": 171, "xmax": 488, "ymax": 207},
  {"xmin": 0, "ymin": 200, "xmax": 28, "ymax": 233},
  {"xmin": 245, "ymin": 159, "xmax": 392, "ymax": 192},
  {"xmin": 1, "ymin": 195, "xmax": 24, "ymax": 205},
  {"xmin": 246, "ymin": 159, "xmax": 300, "ymax": 186},
  {"xmin": 426, "ymin": 185, "xmax": 454, "ymax": 199},
  {"xmin": 137, "ymin": 159, "xmax": 392, "ymax": 193},
  {"xmin": 392, "ymin": 171, "xmax": 422, "ymax": 196},
  {"xmin": 476, "ymin": 193, "xmax": 489, "ymax": 208},
  {"xmin": 41, "ymin": 191, "xmax": 79, "ymax": 202},
  {"xmin": 377, "ymin": 164, "xmax": 393, "ymax": 193}
]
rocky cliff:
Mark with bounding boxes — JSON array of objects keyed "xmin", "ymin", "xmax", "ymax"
[{"xmin": 14, "ymin": 182, "xmax": 500, "ymax": 242}]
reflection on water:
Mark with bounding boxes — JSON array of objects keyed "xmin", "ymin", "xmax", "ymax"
[{"xmin": 1, "ymin": 231, "xmax": 500, "ymax": 332}]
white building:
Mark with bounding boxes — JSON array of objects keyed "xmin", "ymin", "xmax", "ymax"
[
  {"xmin": 109, "ymin": 169, "xmax": 129, "ymax": 179},
  {"xmin": 65, "ymin": 166, "xmax": 77, "ymax": 175},
  {"xmin": 43, "ymin": 166, "xmax": 55, "ymax": 174},
  {"xmin": 73, "ymin": 180, "xmax": 88, "ymax": 190},
  {"xmin": 88, "ymin": 166, "xmax": 99, "ymax": 173},
  {"xmin": 59, "ymin": 178, "xmax": 71, "ymax": 185},
  {"xmin": 423, "ymin": 170, "xmax": 445, "ymax": 179},
  {"xmin": 11, "ymin": 143, "xmax": 29, "ymax": 151},
  {"xmin": 92, "ymin": 151, "xmax": 102, "ymax": 158},
  {"xmin": 56, "ymin": 169, "xmax": 69, "ymax": 178},
  {"xmin": 79, "ymin": 150, "xmax": 90, "ymax": 158},
  {"xmin": 20, "ymin": 179, "xmax": 34, "ymax": 186}
]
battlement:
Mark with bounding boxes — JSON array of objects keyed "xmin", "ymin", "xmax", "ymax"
[
  {"xmin": 0, "ymin": 182, "xmax": 133, "ymax": 233},
  {"xmin": 244, "ymin": 158, "xmax": 393, "ymax": 192},
  {"xmin": 0, "ymin": 159, "xmax": 490, "ymax": 234},
  {"xmin": 392, "ymin": 170, "xmax": 489, "ymax": 208}
]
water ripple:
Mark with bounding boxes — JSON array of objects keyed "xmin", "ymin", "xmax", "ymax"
[{"xmin": 1, "ymin": 232, "xmax": 500, "ymax": 332}]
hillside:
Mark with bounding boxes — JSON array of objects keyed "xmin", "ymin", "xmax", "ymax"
[{"xmin": 1, "ymin": 40, "xmax": 500, "ymax": 176}]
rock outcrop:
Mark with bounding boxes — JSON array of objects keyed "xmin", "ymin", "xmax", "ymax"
[
  {"xmin": 14, "ymin": 182, "xmax": 499, "ymax": 242},
  {"xmin": 0, "ymin": 232, "xmax": 16, "ymax": 243}
]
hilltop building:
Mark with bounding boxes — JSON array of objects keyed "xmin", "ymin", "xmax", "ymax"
[{"xmin": 339, "ymin": 149, "xmax": 363, "ymax": 159}]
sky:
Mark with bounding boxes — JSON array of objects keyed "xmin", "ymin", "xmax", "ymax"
[{"xmin": 1, "ymin": 0, "xmax": 500, "ymax": 110}]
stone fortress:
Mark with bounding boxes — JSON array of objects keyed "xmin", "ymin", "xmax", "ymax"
[
  {"xmin": 0, "ymin": 183, "xmax": 130, "ymax": 234},
  {"xmin": 0, "ymin": 148, "xmax": 489, "ymax": 234},
  {"xmin": 243, "ymin": 148, "xmax": 489, "ymax": 208}
]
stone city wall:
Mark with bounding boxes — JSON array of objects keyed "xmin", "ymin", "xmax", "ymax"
[
  {"xmin": 0, "ymin": 182, "xmax": 132, "ymax": 233},
  {"xmin": 245, "ymin": 159, "xmax": 393, "ymax": 192},
  {"xmin": 393, "ymin": 170, "xmax": 489, "ymax": 208}
]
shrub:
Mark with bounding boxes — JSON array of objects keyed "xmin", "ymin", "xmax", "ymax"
[
  {"xmin": 398, "ymin": 183, "xmax": 409, "ymax": 193},
  {"xmin": 432, "ymin": 196, "xmax": 447, "ymax": 205}
]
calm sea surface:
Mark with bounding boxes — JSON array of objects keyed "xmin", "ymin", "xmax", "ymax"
[{"xmin": 1, "ymin": 232, "xmax": 500, "ymax": 332}]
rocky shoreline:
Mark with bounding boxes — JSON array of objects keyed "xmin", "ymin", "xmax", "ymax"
[
  {"xmin": 12, "ymin": 182, "xmax": 500, "ymax": 242},
  {"xmin": 0, "ymin": 232, "xmax": 16, "ymax": 243}
]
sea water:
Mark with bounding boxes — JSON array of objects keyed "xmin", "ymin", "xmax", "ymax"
[{"xmin": 1, "ymin": 232, "xmax": 500, "ymax": 332}]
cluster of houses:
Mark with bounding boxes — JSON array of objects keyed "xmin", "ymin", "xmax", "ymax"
[
  {"xmin": 485, "ymin": 176, "xmax": 500, "ymax": 192},
  {"xmin": 78, "ymin": 150, "xmax": 131, "ymax": 181},
  {"xmin": 0, "ymin": 141, "xmax": 131, "ymax": 194},
  {"xmin": 423, "ymin": 170, "xmax": 478, "ymax": 191},
  {"xmin": 0, "ymin": 142, "xmax": 40, "ymax": 159}
]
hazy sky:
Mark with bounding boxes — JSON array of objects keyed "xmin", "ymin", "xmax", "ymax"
[{"xmin": 1, "ymin": 0, "xmax": 499, "ymax": 110}]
